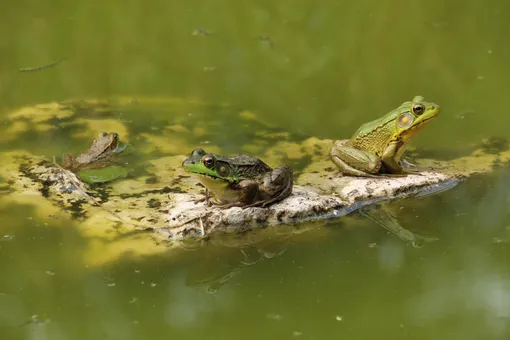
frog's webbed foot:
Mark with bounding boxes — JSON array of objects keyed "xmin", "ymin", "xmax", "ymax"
[
  {"xmin": 195, "ymin": 197, "xmax": 213, "ymax": 207},
  {"xmin": 400, "ymin": 159, "xmax": 429, "ymax": 176},
  {"xmin": 401, "ymin": 158, "xmax": 416, "ymax": 168},
  {"xmin": 195, "ymin": 189, "xmax": 213, "ymax": 206}
]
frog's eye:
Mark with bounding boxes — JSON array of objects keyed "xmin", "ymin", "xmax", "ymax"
[
  {"xmin": 202, "ymin": 155, "xmax": 215, "ymax": 168},
  {"xmin": 216, "ymin": 162, "xmax": 232, "ymax": 177},
  {"xmin": 397, "ymin": 112, "xmax": 415, "ymax": 129},
  {"xmin": 412, "ymin": 103, "xmax": 425, "ymax": 115},
  {"xmin": 191, "ymin": 148, "xmax": 206, "ymax": 157}
]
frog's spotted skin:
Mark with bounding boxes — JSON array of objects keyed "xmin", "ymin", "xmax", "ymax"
[
  {"xmin": 182, "ymin": 148, "xmax": 293, "ymax": 209},
  {"xmin": 330, "ymin": 96, "xmax": 440, "ymax": 177}
]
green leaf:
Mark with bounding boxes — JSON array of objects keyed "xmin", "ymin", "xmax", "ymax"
[{"xmin": 77, "ymin": 165, "xmax": 130, "ymax": 184}]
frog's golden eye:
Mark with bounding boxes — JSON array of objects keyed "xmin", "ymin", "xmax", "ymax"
[
  {"xmin": 202, "ymin": 155, "xmax": 215, "ymax": 168},
  {"xmin": 216, "ymin": 162, "xmax": 232, "ymax": 177},
  {"xmin": 412, "ymin": 103, "xmax": 425, "ymax": 115},
  {"xmin": 397, "ymin": 112, "xmax": 415, "ymax": 129}
]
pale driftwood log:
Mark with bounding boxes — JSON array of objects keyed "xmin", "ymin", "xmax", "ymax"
[{"xmin": 162, "ymin": 169, "xmax": 463, "ymax": 240}]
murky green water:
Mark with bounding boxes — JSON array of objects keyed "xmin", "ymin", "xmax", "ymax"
[{"xmin": 2, "ymin": 0, "xmax": 510, "ymax": 339}]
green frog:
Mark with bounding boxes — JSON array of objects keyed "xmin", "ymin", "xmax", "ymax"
[
  {"xmin": 182, "ymin": 148, "xmax": 293, "ymax": 209},
  {"xmin": 330, "ymin": 96, "xmax": 440, "ymax": 176},
  {"xmin": 62, "ymin": 132, "xmax": 120, "ymax": 171}
]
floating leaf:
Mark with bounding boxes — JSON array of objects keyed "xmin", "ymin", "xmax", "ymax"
[{"xmin": 78, "ymin": 165, "xmax": 130, "ymax": 184}]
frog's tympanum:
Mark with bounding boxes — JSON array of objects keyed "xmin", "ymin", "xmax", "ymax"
[
  {"xmin": 330, "ymin": 96, "xmax": 440, "ymax": 176},
  {"xmin": 182, "ymin": 148, "xmax": 293, "ymax": 209},
  {"xmin": 62, "ymin": 132, "xmax": 120, "ymax": 171}
]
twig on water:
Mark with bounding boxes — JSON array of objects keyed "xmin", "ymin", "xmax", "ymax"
[{"xmin": 19, "ymin": 57, "xmax": 68, "ymax": 73}]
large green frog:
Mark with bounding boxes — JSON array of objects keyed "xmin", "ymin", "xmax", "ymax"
[
  {"xmin": 330, "ymin": 96, "xmax": 440, "ymax": 176},
  {"xmin": 182, "ymin": 148, "xmax": 293, "ymax": 209}
]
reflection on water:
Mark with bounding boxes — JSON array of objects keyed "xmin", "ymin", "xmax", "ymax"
[
  {"xmin": 185, "ymin": 235, "xmax": 291, "ymax": 294},
  {"xmin": 166, "ymin": 270, "xmax": 235, "ymax": 329},
  {"xmin": 360, "ymin": 203, "xmax": 439, "ymax": 248}
]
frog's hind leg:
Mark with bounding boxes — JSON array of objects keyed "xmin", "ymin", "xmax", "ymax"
[
  {"xmin": 260, "ymin": 165, "xmax": 294, "ymax": 208},
  {"xmin": 330, "ymin": 157, "xmax": 379, "ymax": 177},
  {"xmin": 251, "ymin": 165, "xmax": 294, "ymax": 208},
  {"xmin": 329, "ymin": 146, "xmax": 381, "ymax": 178}
]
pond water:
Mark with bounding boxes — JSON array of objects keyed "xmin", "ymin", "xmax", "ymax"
[{"xmin": 1, "ymin": 0, "xmax": 510, "ymax": 339}]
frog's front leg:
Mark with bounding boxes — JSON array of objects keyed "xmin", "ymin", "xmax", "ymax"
[
  {"xmin": 245, "ymin": 165, "xmax": 294, "ymax": 208},
  {"xmin": 380, "ymin": 142, "xmax": 404, "ymax": 174},
  {"xmin": 380, "ymin": 141, "xmax": 422, "ymax": 175},
  {"xmin": 204, "ymin": 189, "xmax": 212, "ymax": 206},
  {"xmin": 193, "ymin": 188, "xmax": 213, "ymax": 207},
  {"xmin": 217, "ymin": 180, "xmax": 260, "ymax": 209},
  {"xmin": 329, "ymin": 141, "xmax": 381, "ymax": 177}
]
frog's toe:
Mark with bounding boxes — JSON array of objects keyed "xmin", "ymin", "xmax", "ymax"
[{"xmin": 401, "ymin": 159, "xmax": 416, "ymax": 168}]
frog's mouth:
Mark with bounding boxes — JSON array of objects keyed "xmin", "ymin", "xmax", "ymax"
[
  {"xmin": 184, "ymin": 166, "xmax": 237, "ymax": 183},
  {"xmin": 404, "ymin": 114, "xmax": 438, "ymax": 136},
  {"xmin": 190, "ymin": 172, "xmax": 224, "ymax": 181},
  {"xmin": 419, "ymin": 114, "xmax": 438, "ymax": 124}
]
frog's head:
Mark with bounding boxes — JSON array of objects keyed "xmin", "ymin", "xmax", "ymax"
[
  {"xmin": 92, "ymin": 132, "xmax": 119, "ymax": 151},
  {"xmin": 105, "ymin": 132, "xmax": 119, "ymax": 145},
  {"xmin": 182, "ymin": 148, "xmax": 238, "ymax": 183},
  {"xmin": 394, "ymin": 96, "xmax": 440, "ymax": 141}
]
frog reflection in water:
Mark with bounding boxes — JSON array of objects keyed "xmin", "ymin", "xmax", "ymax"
[
  {"xmin": 330, "ymin": 96, "xmax": 440, "ymax": 177},
  {"xmin": 182, "ymin": 148, "xmax": 293, "ymax": 209},
  {"xmin": 62, "ymin": 132, "xmax": 121, "ymax": 171},
  {"xmin": 186, "ymin": 237, "xmax": 291, "ymax": 294}
]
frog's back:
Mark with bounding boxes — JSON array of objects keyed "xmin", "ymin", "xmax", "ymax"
[
  {"xmin": 346, "ymin": 110, "xmax": 400, "ymax": 154},
  {"xmin": 217, "ymin": 154, "xmax": 273, "ymax": 177},
  {"xmin": 215, "ymin": 154, "xmax": 262, "ymax": 166}
]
